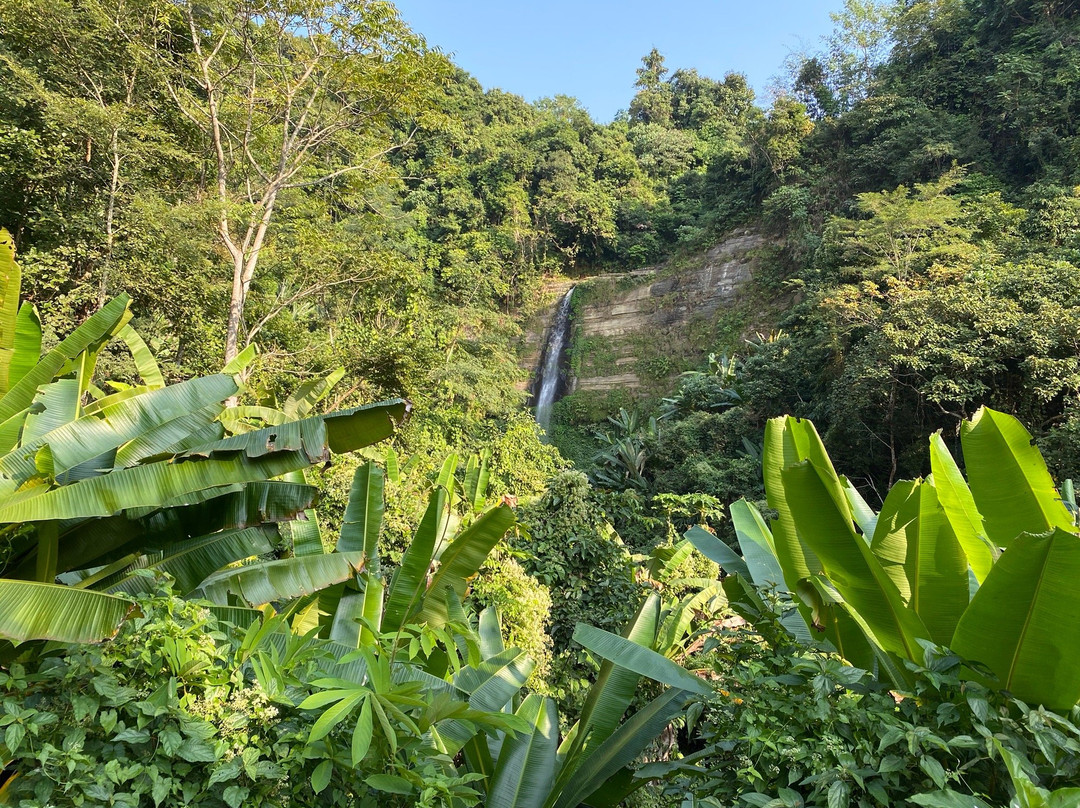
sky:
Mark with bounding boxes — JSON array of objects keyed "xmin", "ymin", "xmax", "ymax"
[{"xmin": 392, "ymin": 1, "xmax": 849, "ymax": 122}]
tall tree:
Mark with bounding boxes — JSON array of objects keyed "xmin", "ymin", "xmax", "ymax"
[
  {"xmin": 629, "ymin": 48, "xmax": 673, "ymax": 126},
  {"xmin": 146, "ymin": 0, "xmax": 444, "ymax": 363}
]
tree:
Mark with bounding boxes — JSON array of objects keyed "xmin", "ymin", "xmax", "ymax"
[
  {"xmin": 629, "ymin": 48, "xmax": 673, "ymax": 126},
  {"xmin": 145, "ymin": 0, "xmax": 444, "ymax": 364}
]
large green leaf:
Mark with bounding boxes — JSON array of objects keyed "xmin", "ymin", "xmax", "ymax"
[
  {"xmin": 961, "ymin": 407, "xmax": 1073, "ymax": 548},
  {"xmin": 728, "ymin": 499, "xmax": 785, "ymax": 588},
  {"xmin": 416, "ymin": 504, "xmax": 516, "ymax": 627},
  {"xmin": 328, "ymin": 584, "xmax": 366, "ymax": 648},
  {"xmin": 487, "ymin": 694, "xmax": 558, "ymax": 808},
  {"xmin": 282, "ymin": 367, "xmax": 345, "ymax": 420},
  {"xmin": 337, "ymin": 461, "xmax": 384, "ymax": 559},
  {"xmin": 0, "ymin": 229, "xmax": 21, "ymax": 397},
  {"xmin": 7, "ymin": 304, "xmax": 40, "ymax": 395},
  {"xmin": 117, "ymin": 324, "xmax": 165, "ymax": 390},
  {"xmin": 188, "ymin": 399, "xmax": 409, "ymax": 461},
  {"xmin": 0, "ymin": 375, "xmax": 237, "ymax": 483},
  {"xmin": 20, "ymin": 380, "xmax": 79, "ymax": 447},
  {"xmin": 870, "ymin": 479, "xmax": 969, "ymax": 645},
  {"xmin": 0, "ymin": 450, "xmax": 311, "ymax": 523},
  {"xmin": 196, "ymin": 551, "xmax": 367, "ymax": 607},
  {"xmin": 438, "ymin": 648, "xmax": 535, "ymax": 755},
  {"xmin": 115, "ymin": 404, "xmax": 226, "ymax": 466},
  {"xmin": 104, "ymin": 526, "xmax": 277, "ymax": 596},
  {"xmin": 762, "ymin": 416, "xmax": 827, "ymax": 598},
  {"xmin": 0, "ymin": 580, "xmax": 134, "ymax": 644},
  {"xmin": 841, "ymin": 476, "xmax": 878, "ymax": 539},
  {"xmin": 780, "ymin": 460, "xmax": 931, "ymax": 661},
  {"xmin": 0, "ymin": 400, "xmax": 403, "ymax": 524},
  {"xmin": 557, "ymin": 594, "xmax": 661, "ymax": 787},
  {"xmin": 571, "ymin": 623, "xmax": 711, "ymax": 696},
  {"xmin": 656, "ymin": 584, "xmax": 726, "ymax": 656},
  {"xmin": 283, "ymin": 509, "xmax": 324, "ymax": 558},
  {"xmin": 951, "ymin": 528, "xmax": 1080, "ymax": 710},
  {"xmin": 478, "ymin": 607, "xmax": 505, "ymax": 658},
  {"xmin": 929, "ymin": 432, "xmax": 995, "ymax": 582},
  {"xmin": 552, "ymin": 688, "xmax": 688, "ymax": 808},
  {"xmin": 0, "ymin": 294, "xmax": 131, "ymax": 425},
  {"xmin": 382, "ymin": 487, "xmax": 446, "ymax": 632},
  {"xmin": 682, "ymin": 524, "xmax": 748, "ymax": 578}
]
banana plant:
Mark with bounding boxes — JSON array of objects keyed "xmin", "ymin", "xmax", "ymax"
[
  {"xmin": 688, "ymin": 407, "xmax": 1080, "ymax": 710},
  {"xmin": 459, "ymin": 594, "xmax": 711, "ymax": 808},
  {"xmin": 0, "ymin": 231, "xmax": 410, "ymax": 645}
]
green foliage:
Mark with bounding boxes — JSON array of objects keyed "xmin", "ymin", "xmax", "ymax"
[
  {"xmin": 515, "ymin": 471, "xmax": 644, "ymax": 710},
  {"xmin": 467, "ymin": 547, "xmax": 554, "ymax": 683},
  {"xmin": 0, "ymin": 590, "xmax": 475, "ymax": 808},
  {"xmin": 707, "ymin": 407, "xmax": 1080, "ymax": 710},
  {"xmin": 675, "ymin": 609, "xmax": 1080, "ymax": 808}
]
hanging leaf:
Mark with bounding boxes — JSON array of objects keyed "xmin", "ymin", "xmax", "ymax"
[{"xmin": 0, "ymin": 580, "xmax": 134, "ymax": 644}]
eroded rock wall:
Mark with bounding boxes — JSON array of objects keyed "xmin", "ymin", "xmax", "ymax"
[{"xmin": 521, "ymin": 230, "xmax": 762, "ymax": 397}]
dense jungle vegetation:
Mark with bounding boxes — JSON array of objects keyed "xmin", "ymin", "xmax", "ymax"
[{"xmin": 2, "ymin": 0, "xmax": 1080, "ymax": 806}]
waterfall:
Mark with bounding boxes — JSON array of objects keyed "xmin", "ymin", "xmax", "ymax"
[{"xmin": 533, "ymin": 287, "xmax": 574, "ymax": 432}]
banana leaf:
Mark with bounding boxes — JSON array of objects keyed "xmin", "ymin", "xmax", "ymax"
[
  {"xmin": 570, "ymin": 623, "xmax": 711, "ymax": 696},
  {"xmin": 552, "ymin": 688, "xmax": 689, "ymax": 808},
  {"xmin": 328, "ymin": 585, "xmax": 366, "ymax": 648},
  {"xmin": 114, "ymin": 403, "xmax": 225, "ymax": 467},
  {"xmin": 104, "ymin": 526, "xmax": 277, "ymax": 595},
  {"xmin": 20, "ymin": 380, "xmax": 79, "ymax": 447},
  {"xmin": 15, "ymin": 479, "xmax": 308, "ymax": 580},
  {"xmin": 487, "ymin": 694, "xmax": 558, "ymax": 808},
  {"xmin": 557, "ymin": 594, "xmax": 661, "ymax": 787},
  {"xmin": 728, "ymin": 499, "xmax": 785, "ymax": 589},
  {"xmin": 437, "ymin": 647, "xmax": 535, "ymax": 755},
  {"xmin": 647, "ymin": 538, "xmax": 697, "ymax": 580},
  {"xmin": 337, "ymin": 461, "xmax": 384, "ymax": 559},
  {"xmin": 0, "ymin": 294, "xmax": 130, "ymax": 424},
  {"xmin": 656, "ymin": 584, "xmax": 727, "ymax": 656},
  {"xmin": 283, "ymin": 509, "xmax": 324, "ymax": 557},
  {"xmin": 929, "ymin": 432, "xmax": 995, "ymax": 582},
  {"xmin": 187, "ymin": 399, "xmax": 409, "ymax": 461},
  {"xmin": 762, "ymin": 417, "xmax": 828, "ymax": 630},
  {"xmin": 0, "ymin": 230, "xmax": 36, "ymax": 397},
  {"xmin": 0, "ymin": 450, "xmax": 312, "ymax": 523},
  {"xmin": 117, "ymin": 324, "xmax": 165, "ymax": 390},
  {"xmin": 7, "ymin": 304, "xmax": 40, "ymax": 395},
  {"xmin": 961, "ymin": 407, "xmax": 1074, "ymax": 548},
  {"xmin": 870, "ymin": 478, "xmax": 969, "ymax": 645},
  {"xmin": 0, "ymin": 579, "xmax": 135, "ymax": 644},
  {"xmin": 683, "ymin": 524, "xmax": 748, "ymax": 578},
  {"xmin": 382, "ymin": 487, "xmax": 446, "ymax": 632},
  {"xmin": 479, "ymin": 607, "xmax": 505, "ymax": 658},
  {"xmin": 0, "ymin": 375, "xmax": 237, "ymax": 483},
  {"xmin": 951, "ymin": 528, "xmax": 1080, "ymax": 710},
  {"xmin": 282, "ymin": 367, "xmax": 345, "ymax": 420},
  {"xmin": 781, "ymin": 459, "xmax": 931, "ymax": 662},
  {"xmin": 0, "ymin": 399, "xmax": 403, "ymax": 524},
  {"xmin": 196, "ymin": 551, "xmax": 367, "ymax": 607},
  {"xmin": 416, "ymin": 504, "xmax": 516, "ymax": 627}
]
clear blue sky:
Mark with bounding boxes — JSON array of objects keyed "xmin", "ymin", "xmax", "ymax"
[{"xmin": 392, "ymin": 1, "xmax": 849, "ymax": 121}]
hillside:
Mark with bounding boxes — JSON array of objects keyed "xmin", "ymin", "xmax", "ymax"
[{"xmin": 3, "ymin": 2, "xmax": 1080, "ymax": 806}]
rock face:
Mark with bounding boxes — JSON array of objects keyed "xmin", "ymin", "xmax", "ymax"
[{"xmin": 522, "ymin": 230, "xmax": 762, "ymax": 397}]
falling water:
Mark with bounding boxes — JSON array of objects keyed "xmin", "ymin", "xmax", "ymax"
[{"xmin": 533, "ymin": 287, "xmax": 575, "ymax": 432}]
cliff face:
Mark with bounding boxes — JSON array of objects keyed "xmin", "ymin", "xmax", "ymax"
[{"xmin": 522, "ymin": 230, "xmax": 762, "ymax": 398}]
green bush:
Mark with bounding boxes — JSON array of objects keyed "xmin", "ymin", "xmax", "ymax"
[
  {"xmin": 514, "ymin": 471, "xmax": 645, "ymax": 711},
  {"xmin": 467, "ymin": 546, "xmax": 554, "ymax": 683},
  {"xmin": 672, "ymin": 609, "xmax": 1080, "ymax": 808},
  {"xmin": 0, "ymin": 591, "xmax": 469, "ymax": 808}
]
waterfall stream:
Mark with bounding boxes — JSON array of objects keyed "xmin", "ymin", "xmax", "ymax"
[{"xmin": 533, "ymin": 287, "xmax": 574, "ymax": 432}]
